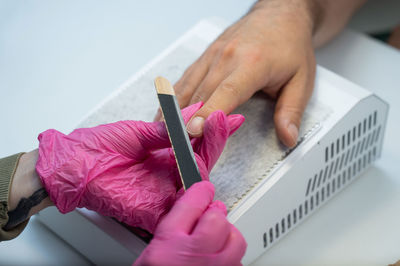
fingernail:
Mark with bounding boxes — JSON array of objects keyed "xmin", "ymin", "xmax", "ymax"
[
  {"xmin": 187, "ymin": 116, "xmax": 204, "ymax": 136},
  {"xmin": 287, "ymin": 123, "xmax": 299, "ymax": 145}
]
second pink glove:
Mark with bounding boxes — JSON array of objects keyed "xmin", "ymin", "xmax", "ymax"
[{"xmin": 134, "ymin": 181, "xmax": 247, "ymax": 266}]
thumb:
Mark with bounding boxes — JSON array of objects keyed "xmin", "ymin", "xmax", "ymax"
[
  {"xmin": 274, "ymin": 69, "xmax": 313, "ymax": 148},
  {"xmin": 156, "ymin": 181, "xmax": 215, "ymax": 234},
  {"xmin": 134, "ymin": 121, "xmax": 171, "ymax": 151}
]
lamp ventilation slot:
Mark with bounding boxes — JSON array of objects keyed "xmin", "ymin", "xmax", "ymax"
[
  {"xmin": 262, "ymin": 110, "xmax": 381, "ymax": 249},
  {"xmin": 314, "ymin": 110, "xmax": 379, "ymax": 197}
]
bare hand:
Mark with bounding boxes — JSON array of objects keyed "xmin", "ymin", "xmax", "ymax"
[{"xmin": 157, "ymin": 0, "xmax": 317, "ymax": 148}]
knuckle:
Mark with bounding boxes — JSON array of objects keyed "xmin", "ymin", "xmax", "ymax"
[
  {"xmin": 245, "ymin": 47, "xmax": 263, "ymax": 64},
  {"xmin": 209, "ymin": 41, "xmax": 223, "ymax": 54},
  {"xmin": 201, "ymin": 100, "xmax": 220, "ymax": 115},
  {"xmin": 206, "ymin": 212, "xmax": 225, "ymax": 224},
  {"xmin": 274, "ymin": 105, "xmax": 303, "ymax": 123},
  {"xmin": 219, "ymin": 82, "xmax": 241, "ymax": 100},
  {"xmin": 198, "ymin": 212, "xmax": 227, "ymax": 232},
  {"xmin": 179, "ymin": 79, "xmax": 197, "ymax": 92},
  {"xmin": 176, "ymin": 86, "xmax": 192, "ymax": 100},
  {"xmin": 191, "ymin": 92, "xmax": 205, "ymax": 104},
  {"xmin": 220, "ymin": 40, "xmax": 238, "ymax": 59}
]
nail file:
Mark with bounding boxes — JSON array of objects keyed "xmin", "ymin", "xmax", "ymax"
[{"xmin": 154, "ymin": 76, "xmax": 202, "ymax": 190}]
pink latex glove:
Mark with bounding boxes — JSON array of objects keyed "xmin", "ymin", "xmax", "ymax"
[
  {"xmin": 36, "ymin": 102, "xmax": 244, "ymax": 233},
  {"xmin": 134, "ymin": 181, "xmax": 247, "ymax": 266}
]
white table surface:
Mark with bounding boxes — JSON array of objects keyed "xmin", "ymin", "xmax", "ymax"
[{"xmin": 1, "ymin": 1, "xmax": 399, "ymax": 265}]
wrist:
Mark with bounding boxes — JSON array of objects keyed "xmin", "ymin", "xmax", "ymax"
[
  {"xmin": 7, "ymin": 150, "xmax": 53, "ymax": 228},
  {"xmin": 251, "ymin": 0, "xmax": 318, "ymax": 36}
]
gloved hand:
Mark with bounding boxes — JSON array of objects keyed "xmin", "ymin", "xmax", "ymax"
[
  {"xmin": 134, "ymin": 181, "xmax": 247, "ymax": 266},
  {"xmin": 36, "ymin": 102, "xmax": 244, "ymax": 233}
]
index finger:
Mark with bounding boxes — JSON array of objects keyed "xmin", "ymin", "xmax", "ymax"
[{"xmin": 186, "ymin": 68, "xmax": 258, "ymax": 137}]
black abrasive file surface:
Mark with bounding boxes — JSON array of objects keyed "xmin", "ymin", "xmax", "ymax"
[{"xmin": 157, "ymin": 93, "xmax": 202, "ymax": 190}]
